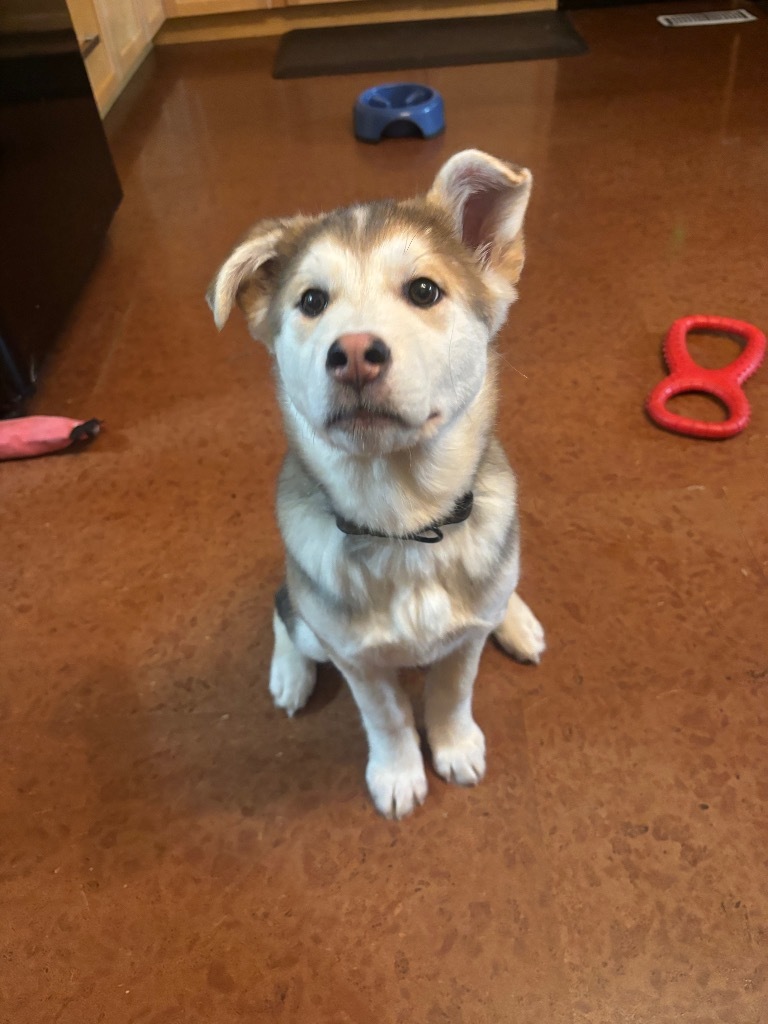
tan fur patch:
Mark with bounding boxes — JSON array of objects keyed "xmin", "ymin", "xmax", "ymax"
[{"xmin": 496, "ymin": 235, "xmax": 526, "ymax": 286}]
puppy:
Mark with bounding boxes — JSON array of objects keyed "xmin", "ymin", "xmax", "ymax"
[{"xmin": 208, "ymin": 150, "xmax": 545, "ymax": 818}]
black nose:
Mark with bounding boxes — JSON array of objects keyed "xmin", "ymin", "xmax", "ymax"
[
  {"xmin": 363, "ymin": 338, "xmax": 391, "ymax": 366},
  {"xmin": 326, "ymin": 340, "xmax": 348, "ymax": 370}
]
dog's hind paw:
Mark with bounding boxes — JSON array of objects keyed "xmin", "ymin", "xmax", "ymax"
[
  {"xmin": 269, "ymin": 654, "xmax": 316, "ymax": 716},
  {"xmin": 431, "ymin": 720, "xmax": 486, "ymax": 786},
  {"xmin": 270, "ymin": 608, "xmax": 317, "ymax": 716},
  {"xmin": 366, "ymin": 755, "xmax": 428, "ymax": 820},
  {"xmin": 494, "ymin": 592, "xmax": 546, "ymax": 664}
]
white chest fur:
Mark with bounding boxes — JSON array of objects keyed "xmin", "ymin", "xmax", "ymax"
[
  {"xmin": 284, "ymin": 516, "xmax": 519, "ymax": 671},
  {"xmin": 277, "ymin": 426, "xmax": 521, "ymax": 672}
]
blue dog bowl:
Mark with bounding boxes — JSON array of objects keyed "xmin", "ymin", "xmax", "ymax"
[{"xmin": 354, "ymin": 83, "xmax": 445, "ymax": 143}]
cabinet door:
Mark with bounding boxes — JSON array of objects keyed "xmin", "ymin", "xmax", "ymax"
[
  {"xmin": 137, "ymin": 0, "xmax": 165, "ymax": 36},
  {"xmin": 66, "ymin": 0, "xmax": 120, "ymax": 113},
  {"xmin": 93, "ymin": 0, "xmax": 146, "ymax": 74}
]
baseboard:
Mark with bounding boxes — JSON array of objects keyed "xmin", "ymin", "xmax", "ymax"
[{"xmin": 157, "ymin": 0, "xmax": 556, "ymax": 46}]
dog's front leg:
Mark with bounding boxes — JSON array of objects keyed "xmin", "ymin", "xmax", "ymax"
[
  {"xmin": 425, "ymin": 635, "xmax": 487, "ymax": 786},
  {"xmin": 340, "ymin": 666, "xmax": 427, "ymax": 820}
]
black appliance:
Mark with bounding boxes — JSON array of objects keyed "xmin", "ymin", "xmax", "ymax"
[{"xmin": 0, "ymin": 0, "xmax": 122, "ymax": 415}]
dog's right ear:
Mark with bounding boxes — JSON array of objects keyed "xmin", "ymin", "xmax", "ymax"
[{"xmin": 206, "ymin": 217, "xmax": 308, "ymax": 341}]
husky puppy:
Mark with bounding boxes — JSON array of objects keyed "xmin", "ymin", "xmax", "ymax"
[{"xmin": 208, "ymin": 150, "xmax": 545, "ymax": 818}]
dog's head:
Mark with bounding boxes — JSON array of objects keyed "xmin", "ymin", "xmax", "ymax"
[{"xmin": 208, "ymin": 150, "xmax": 532, "ymax": 455}]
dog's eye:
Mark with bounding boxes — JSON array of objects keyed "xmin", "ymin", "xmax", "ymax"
[
  {"xmin": 406, "ymin": 278, "xmax": 442, "ymax": 308},
  {"xmin": 298, "ymin": 288, "xmax": 329, "ymax": 317}
]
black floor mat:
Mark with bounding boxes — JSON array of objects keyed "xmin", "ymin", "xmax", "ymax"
[{"xmin": 273, "ymin": 11, "xmax": 588, "ymax": 79}]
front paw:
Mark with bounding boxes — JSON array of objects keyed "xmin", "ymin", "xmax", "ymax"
[
  {"xmin": 431, "ymin": 720, "xmax": 486, "ymax": 786},
  {"xmin": 366, "ymin": 754, "xmax": 428, "ymax": 820}
]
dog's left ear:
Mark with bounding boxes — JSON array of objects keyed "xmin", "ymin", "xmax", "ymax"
[{"xmin": 428, "ymin": 149, "xmax": 532, "ymax": 287}]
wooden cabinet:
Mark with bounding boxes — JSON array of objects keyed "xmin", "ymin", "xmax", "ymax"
[
  {"xmin": 66, "ymin": 0, "xmax": 118, "ymax": 114},
  {"xmin": 94, "ymin": 0, "xmax": 146, "ymax": 74},
  {"xmin": 66, "ymin": 0, "xmax": 165, "ymax": 116},
  {"xmin": 141, "ymin": 0, "xmax": 166, "ymax": 35}
]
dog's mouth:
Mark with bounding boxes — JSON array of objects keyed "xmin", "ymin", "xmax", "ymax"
[
  {"xmin": 324, "ymin": 406, "xmax": 442, "ymax": 453},
  {"xmin": 327, "ymin": 405, "xmax": 412, "ymax": 431}
]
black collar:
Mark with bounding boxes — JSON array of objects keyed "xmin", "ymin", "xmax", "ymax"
[{"xmin": 335, "ymin": 492, "xmax": 474, "ymax": 544}]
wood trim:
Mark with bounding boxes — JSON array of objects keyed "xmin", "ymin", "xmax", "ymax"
[
  {"xmin": 163, "ymin": 0, "xmax": 283, "ymax": 17},
  {"xmin": 284, "ymin": 0, "xmax": 361, "ymax": 7},
  {"xmin": 157, "ymin": 0, "xmax": 554, "ymax": 45}
]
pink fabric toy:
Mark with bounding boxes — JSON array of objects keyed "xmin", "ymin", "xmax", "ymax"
[{"xmin": 0, "ymin": 416, "xmax": 102, "ymax": 461}]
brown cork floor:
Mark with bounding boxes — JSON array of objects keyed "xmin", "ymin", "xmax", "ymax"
[{"xmin": 3, "ymin": 4, "xmax": 767, "ymax": 1022}]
